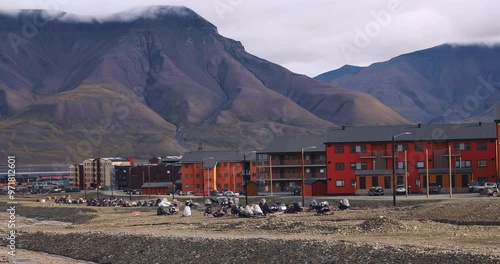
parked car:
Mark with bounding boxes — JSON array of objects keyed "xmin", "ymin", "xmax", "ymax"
[
  {"xmin": 291, "ymin": 186, "xmax": 301, "ymax": 196},
  {"xmin": 479, "ymin": 183, "xmax": 498, "ymax": 195},
  {"xmin": 428, "ymin": 183, "xmax": 441, "ymax": 194},
  {"xmin": 194, "ymin": 190, "xmax": 209, "ymax": 196},
  {"xmin": 468, "ymin": 181, "xmax": 480, "ymax": 193},
  {"xmin": 395, "ymin": 184, "xmax": 406, "ymax": 195},
  {"xmin": 420, "ymin": 183, "xmax": 441, "ymax": 194},
  {"xmin": 222, "ymin": 191, "xmax": 237, "ymax": 197},
  {"xmin": 368, "ymin": 186, "xmax": 384, "ymax": 196},
  {"xmin": 483, "ymin": 187, "xmax": 499, "ymax": 197}
]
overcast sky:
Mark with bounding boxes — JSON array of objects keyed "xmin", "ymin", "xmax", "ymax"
[{"xmin": 3, "ymin": 0, "xmax": 500, "ymax": 77}]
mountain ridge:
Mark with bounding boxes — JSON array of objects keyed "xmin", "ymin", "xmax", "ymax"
[
  {"xmin": 315, "ymin": 43, "xmax": 500, "ymax": 123},
  {"xmin": 0, "ymin": 7, "xmax": 410, "ymax": 163}
]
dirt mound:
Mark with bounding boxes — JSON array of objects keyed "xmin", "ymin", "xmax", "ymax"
[{"xmin": 360, "ymin": 216, "xmax": 406, "ymax": 232}]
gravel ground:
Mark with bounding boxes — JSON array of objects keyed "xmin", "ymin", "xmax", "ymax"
[{"xmin": 0, "ymin": 194, "xmax": 499, "ymax": 263}]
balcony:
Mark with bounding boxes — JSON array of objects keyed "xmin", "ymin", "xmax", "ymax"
[
  {"xmin": 359, "ymin": 150, "xmax": 412, "ymax": 159},
  {"xmin": 256, "ymin": 159, "xmax": 326, "ymax": 167},
  {"xmin": 257, "ymin": 172, "xmax": 326, "ymax": 179}
]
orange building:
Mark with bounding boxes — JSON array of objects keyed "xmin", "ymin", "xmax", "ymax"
[{"xmin": 180, "ymin": 151, "xmax": 258, "ymax": 194}]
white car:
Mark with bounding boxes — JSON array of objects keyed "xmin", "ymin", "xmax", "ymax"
[{"xmin": 395, "ymin": 184, "xmax": 406, "ymax": 195}]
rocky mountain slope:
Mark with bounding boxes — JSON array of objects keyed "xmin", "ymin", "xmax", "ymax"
[
  {"xmin": 315, "ymin": 44, "xmax": 500, "ymax": 123},
  {"xmin": 0, "ymin": 7, "xmax": 409, "ymax": 163}
]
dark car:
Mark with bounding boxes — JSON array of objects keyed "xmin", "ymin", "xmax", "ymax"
[
  {"xmin": 368, "ymin": 186, "xmax": 384, "ymax": 196},
  {"xmin": 291, "ymin": 186, "xmax": 301, "ymax": 196},
  {"xmin": 420, "ymin": 183, "xmax": 441, "ymax": 194},
  {"xmin": 429, "ymin": 183, "xmax": 441, "ymax": 194}
]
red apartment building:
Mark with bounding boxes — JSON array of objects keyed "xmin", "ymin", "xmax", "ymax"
[
  {"xmin": 325, "ymin": 123, "xmax": 498, "ymax": 195},
  {"xmin": 256, "ymin": 136, "xmax": 327, "ymax": 194},
  {"xmin": 180, "ymin": 151, "xmax": 258, "ymax": 193}
]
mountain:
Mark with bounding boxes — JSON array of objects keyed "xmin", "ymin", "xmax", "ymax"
[
  {"xmin": 315, "ymin": 44, "xmax": 500, "ymax": 123},
  {"xmin": 315, "ymin": 65, "xmax": 364, "ymax": 83},
  {"xmin": 0, "ymin": 7, "xmax": 409, "ymax": 163}
]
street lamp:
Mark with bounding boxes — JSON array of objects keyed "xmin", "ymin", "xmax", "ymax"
[
  {"xmin": 392, "ymin": 132, "xmax": 411, "ymax": 206},
  {"xmin": 201, "ymin": 157, "xmax": 214, "ymax": 203},
  {"xmin": 301, "ymin": 146, "xmax": 317, "ymax": 206},
  {"xmin": 244, "ymin": 151, "xmax": 257, "ymax": 206}
]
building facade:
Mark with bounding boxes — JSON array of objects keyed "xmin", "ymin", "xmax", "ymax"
[
  {"xmin": 325, "ymin": 123, "xmax": 498, "ymax": 195},
  {"xmin": 119, "ymin": 162, "xmax": 181, "ymax": 190},
  {"xmin": 180, "ymin": 151, "xmax": 258, "ymax": 193},
  {"xmin": 81, "ymin": 157, "xmax": 132, "ymax": 189},
  {"xmin": 256, "ymin": 136, "xmax": 327, "ymax": 194}
]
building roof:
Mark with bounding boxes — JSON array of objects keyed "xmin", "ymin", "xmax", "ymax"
[
  {"xmin": 141, "ymin": 182, "xmax": 172, "ymax": 188},
  {"xmin": 261, "ymin": 135, "xmax": 326, "ymax": 154},
  {"xmin": 325, "ymin": 123, "xmax": 495, "ymax": 143},
  {"xmin": 181, "ymin": 150, "xmax": 257, "ymax": 163},
  {"xmin": 153, "ymin": 156, "xmax": 183, "ymax": 161}
]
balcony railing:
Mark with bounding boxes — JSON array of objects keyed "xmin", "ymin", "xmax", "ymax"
[
  {"xmin": 257, "ymin": 172, "xmax": 326, "ymax": 179},
  {"xmin": 257, "ymin": 159, "xmax": 326, "ymax": 167}
]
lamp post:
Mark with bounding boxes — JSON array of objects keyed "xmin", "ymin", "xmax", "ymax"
[
  {"xmin": 392, "ymin": 132, "xmax": 411, "ymax": 206},
  {"xmin": 301, "ymin": 146, "xmax": 317, "ymax": 206},
  {"xmin": 168, "ymin": 163, "xmax": 175, "ymax": 200},
  {"xmin": 244, "ymin": 151, "xmax": 257, "ymax": 206},
  {"xmin": 202, "ymin": 157, "xmax": 214, "ymax": 203}
]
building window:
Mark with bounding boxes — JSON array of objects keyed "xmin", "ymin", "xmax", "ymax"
[
  {"xmin": 477, "ymin": 160, "xmax": 487, "ymax": 168},
  {"xmin": 454, "ymin": 143, "xmax": 471, "ymax": 151},
  {"xmin": 335, "ymin": 163, "xmax": 345, "ymax": 170},
  {"xmin": 224, "ymin": 173, "xmax": 228, "ymax": 178},
  {"xmin": 185, "ymin": 184, "xmax": 189, "ymax": 189},
  {"xmin": 184, "ymin": 174, "xmax": 189, "ymax": 179},
  {"xmin": 224, "ymin": 184, "xmax": 228, "ymax": 188},
  {"xmin": 335, "ymin": 180, "xmax": 345, "ymax": 187},
  {"xmin": 477, "ymin": 142, "xmax": 487, "ymax": 150},
  {"xmin": 195, "ymin": 163, "xmax": 200, "ymax": 168},
  {"xmin": 224, "ymin": 163, "xmax": 228, "ymax": 167},
  {"xmin": 396, "ymin": 144, "xmax": 408, "ymax": 152},
  {"xmin": 350, "ymin": 145, "xmax": 366, "ymax": 153},
  {"xmin": 455, "ymin": 160, "xmax": 471, "ymax": 168},
  {"xmin": 414, "ymin": 143, "xmax": 424, "ymax": 152},
  {"xmin": 196, "ymin": 184, "xmax": 200, "ymax": 189},
  {"xmin": 196, "ymin": 174, "xmax": 200, "ymax": 178},
  {"xmin": 319, "ymin": 168, "xmax": 325, "ymax": 173},
  {"xmin": 184, "ymin": 164, "xmax": 188, "ymax": 168},
  {"xmin": 351, "ymin": 180, "xmax": 356, "ymax": 187},
  {"xmin": 416, "ymin": 161, "xmax": 424, "ymax": 168},
  {"xmin": 305, "ymin": 168, "xmax": 311, "ymax": 173},
  {"xmin": 335, "ymin": 146, "xmax": 344, "ymax": 154},
  {"xmin": 350, "ymin": 162, "xmax": 367, "ymax": 170},
  {"xmin": 217, "ymin": 173, "xmax": 221, "ymax": 178},
  {"xmin": 396, "ymin": 161, "xmax": 407, "ymax": 169},
  {"xmin": 319, "ymin": 154, "xmax": 326, "ymax": 160},
  {"xmin": 236, "ymin": 163, "xmax": 240, "ymax": 167}
]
